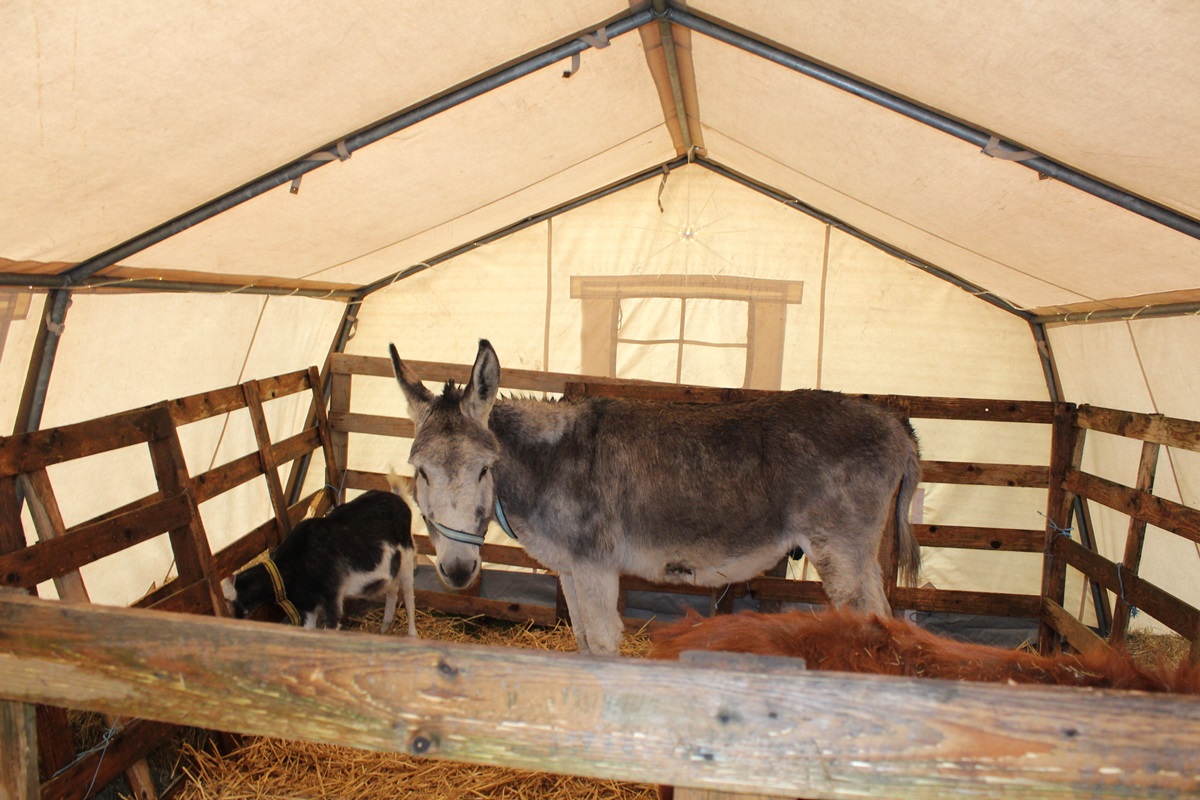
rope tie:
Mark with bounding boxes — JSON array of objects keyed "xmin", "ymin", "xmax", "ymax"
[
  {"xmin": 1117, "ymin": 563, "xmax": 1140, "ymax": 618},
  {"xmin": 1038, "ymin": 511, "xmax": 1072, "ymax": 539},
  {"xmin": 262, "ymin": 557, "xmax": 302, "ymax": 625}
]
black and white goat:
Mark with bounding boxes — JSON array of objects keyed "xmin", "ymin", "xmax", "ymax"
[{"xmin": 221, "ymin": 489, "xmax": 418, "ymax": 635}]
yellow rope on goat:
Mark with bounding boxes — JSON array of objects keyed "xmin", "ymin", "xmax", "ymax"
[{"xmin": 261, "ymin": 557, "xmax": 302, "ymax": 626}]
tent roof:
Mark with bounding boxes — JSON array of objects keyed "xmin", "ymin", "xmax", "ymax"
[{"xmin": 4, "ymin": 1, "xmax": 1199, "ymax": 320}]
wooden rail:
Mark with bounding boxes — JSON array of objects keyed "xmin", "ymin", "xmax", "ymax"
[
  {"xmin": 3, "ymin": 592, "xmax": 1199, "ymax": 800},
  {"xmin": 0, "ymin": 367, "xmax": 339, "ymax": 800}
]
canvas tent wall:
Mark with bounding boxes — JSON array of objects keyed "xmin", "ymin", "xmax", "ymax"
[{"xmin": 2, "ymin": 1, "xmax": 1199, "ymax": 631}]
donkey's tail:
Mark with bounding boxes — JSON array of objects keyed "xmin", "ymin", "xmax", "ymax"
[{"xmin": 894, "ymin": 427, "xmax": 923, "ymax": 587}]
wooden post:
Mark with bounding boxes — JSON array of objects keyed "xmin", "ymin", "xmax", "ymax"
[
  {"xmin": 145, "ymin": 405, "xmax": 224, "ymax": 618},
  {"xmin": 328, "ymin": 364, "xmax": 352, "ymax": 503},
  {"xmin": 18, "ymin": 471, "xmax": 160, "ymax": 799},
  {"xmin": 1109, "ymin": 440, "xmax": 1160, "ymax": 645},
  {"xmin": 307, "ymin": 366, "xmax": 341, "ymax": 510},
  {"xmin": 0, "ymin": 700, "xmax": 38, "ymax": 800},
  {"xmin": 241, "ymin": 382, "xmax": 291, "ymax": 546},
  {"xmin": 1039, "ymin": 402, "xmax": 1084, "ymax": 655}
]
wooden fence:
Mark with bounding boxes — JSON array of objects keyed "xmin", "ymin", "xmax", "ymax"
[{"xmin": 1, "ymin": 355, "xmax": 1199, "ymax": 799}]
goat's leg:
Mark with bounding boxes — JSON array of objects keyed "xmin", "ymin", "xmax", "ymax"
[{"xmin": 400, "ymin": 547, "xmax": 417, "ymax": 637}]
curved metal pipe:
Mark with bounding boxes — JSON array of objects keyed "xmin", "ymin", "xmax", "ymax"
[
  {"xmin": 63, "ymin": 8, "xmax": 656, "ymax": 285},
  {"xmin": 666, "ymin": 7, "xmax": 1200, "ymax": 242}
]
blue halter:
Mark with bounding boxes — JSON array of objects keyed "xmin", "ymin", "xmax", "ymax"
[{"xmin": 426, "ymin": 497, "xmax": 518, "ymax": 546}]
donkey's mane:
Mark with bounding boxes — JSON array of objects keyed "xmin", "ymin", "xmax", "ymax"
[{"xmin": 434, "ymin": 380, "xmax": 465, "ymax": 407}]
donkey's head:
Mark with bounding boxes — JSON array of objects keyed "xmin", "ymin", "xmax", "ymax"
[{"xmin": 390, "ymin": 339, "xmax": 501, "ymax": 590}]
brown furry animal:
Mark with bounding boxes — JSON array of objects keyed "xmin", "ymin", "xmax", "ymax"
[{"xmin": 650, "ymin": 608, "xmax": 1200, "ymax": 693}]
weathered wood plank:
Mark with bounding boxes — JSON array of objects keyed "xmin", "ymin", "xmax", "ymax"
[
  {"xmin": 891, "ymin": 587, "xmax": 1042, "ymax": 618},
  {"xmin": 1039, "ymin": 403, "xmax": 1083, "ymax": 654},
  {"xmin": 329, "ymin": 410, "xmax": 414, "ymax": 438},
  {"xmin": 1110, "ymin": 441, "xmax": 1160, "ymax": 644},
  {"xmin": 190, "ymin": 428, "xmax": 322, "ymax": 505},
  {"xmin": 254, "ymin": 369, "xmax": 312, "ymax": 403},
  {"xmin": 414, "ymin": 590, "xmax": 559, "ymax": 627},
  {"xmin": 1, "ymin": 700, "xmax": 37, "ymax": 800},
  {"xmin": 1050, "ymin": 535, "xmax": 1200, "ymax": 640},
  {"xmin": 17, "ymin": 472, "xmax": 160, "ymax": 799},
  {"xmin": 0, "ymin": 494, "xmax": 192, "ymax": 588},
  {"xmin": 1040, "ymin": 598, "xmax": 1109, "ymax": 657},
  {"xmin": 410, "ymin": 533, "xmax": 543, "ymax": 571},
  {"xmin": 329, "ymin": 369, "xmax": 351, "ymax": 499},
  {"xmin": 306, "ymin": 365, "xmax": 342, "ymax": 503},
  {"xmin": 164, "ymin": 385, "xmax": 246, "ymax": 426},
  {"xmin": 146, "ymin": 415, "xmax": 222, "ymax": 618},
  {"xmin": 33, "ymin": 705, "xmax": 74, "ymax": 781},
  {"xmin": 38, "ymin": 718, "xmax": 175, "ymax": 800},
  {"xmin": 914, "ymin": 524, "xmax": 1044, "ymax": 552},
  {"xmin": 0, "ymin": 408, "xmax": 172, "ymax": 477},
  {"xmin": 1, "ymin": 593, "xmax": 1198, "ymax": 800},
  {"xmin": 919, "ymin": 461, "xmax": 1049, "ymax": 488},
  {"xmin": 565, "ymin": 381, "xmax": 1056, "ymax": 423},
  {"xmin": 1077, "ymin": 405, "xmax": 1200, "ymax": 452},
  {"xmin": 333, "ymin": 352, "xmax": 610, "ymax": 395},
  {"xmin": 242, "ymin": 383, "xmax": 290, "ymax": 548},
  {"xmin": 1064, "ymin": 469, "xmax": 1200, "ymax": 546},
  {"xmin": 191, "ymin": 451, "xmax": 263, "ymax": 503}
]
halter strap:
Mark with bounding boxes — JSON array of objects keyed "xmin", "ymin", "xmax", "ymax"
[
  {"xmin": 261, "ymin": 557, "xmax": 302, "ymax": 626},
  {"xmin": 426, "ymin": 496, "xmax": 519, "ymax": 546},
  {"xmin": 493, "ymin": 496, "xmax": 518, "ymax": 541}
]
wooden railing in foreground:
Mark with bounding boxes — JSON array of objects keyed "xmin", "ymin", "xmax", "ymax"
[{"xmin": 2, "ymin": 591, "xmax": 1199, "ymax": 800}]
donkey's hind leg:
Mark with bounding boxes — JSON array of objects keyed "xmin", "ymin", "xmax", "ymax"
[
  {"xmin": 805, "ymin": 530, "xmax": 892, "ymax": 617},
  {"xmin": 561, "ymin": 568, "xmax": 623, "ymax": 656}
]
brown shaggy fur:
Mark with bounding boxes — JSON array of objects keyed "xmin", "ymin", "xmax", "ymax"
[{"xmin": 650, "ymin": 608, "xmax": 1200, "ymax": 693}]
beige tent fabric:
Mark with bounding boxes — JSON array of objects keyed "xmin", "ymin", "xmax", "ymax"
[
  {"xmin": 692, "ymin": 38, "xmax": 1200, "ymax": 313},
  {"xmin": 2, "ymin": 0, "xmax": 630, "ymax": 263},
  {"xmin": 123, "ymin": 30, "xmax": 674, "ymax": 284},
  {"xmin": 0, "ymin": 290, "xmax": 46, "ymax": 435},
  {"xmin": 695, "ymin": 0, "xmax": 1200, "ymax": 220}
]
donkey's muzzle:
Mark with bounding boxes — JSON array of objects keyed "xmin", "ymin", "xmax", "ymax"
[{"xmin": 437, "ymin": 557, "xmax": 480, "ymax": 589}]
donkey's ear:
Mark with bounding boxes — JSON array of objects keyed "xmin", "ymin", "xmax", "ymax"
[
  {"xmin": 463, "ymin": 339, "xmax": 500, "ymax": 424},
  {"xmin": 390, "ymin": 343, "xmax": 433, "ymax": 422}
]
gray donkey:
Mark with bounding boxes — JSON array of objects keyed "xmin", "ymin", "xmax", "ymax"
[{"xmin": 391, "ymin": 339, "xmax": 921, "ymax": 656}]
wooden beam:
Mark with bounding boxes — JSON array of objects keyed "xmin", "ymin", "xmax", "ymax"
[
  {"xmin": 1077, "ymin": 405, "xmax": 1200, "ymax": 452},
  {"xmin": 1, "ymin": 700, "xmax": 38, "ymax": 800},
  {"xmin": 1039, "ymin": 403, "xmax": 1083, "ymax": 654},
  {"xmin": 1065, "ymin": 469, "xmax": 1200, "ymax": 546},
  {"xmin": 1, "ymin": 593, "xmax": 1198, "ymax": 799}
]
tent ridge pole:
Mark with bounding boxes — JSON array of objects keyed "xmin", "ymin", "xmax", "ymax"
[
  {"xmin": 61, "ymin": 8, "xmax": 657, "ymax": 286},
  {"xmin": 665, "ymin": 5, "xmax": 1200, "ymax": 242}
]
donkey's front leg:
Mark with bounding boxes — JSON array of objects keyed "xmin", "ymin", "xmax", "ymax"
[
  {"xmin": 568, "ymin": 567, "xmax": 623, "ymax": 656},
  {"xmin": 558, "ymin": 573, "xmax": 592, "ymax": 654}
]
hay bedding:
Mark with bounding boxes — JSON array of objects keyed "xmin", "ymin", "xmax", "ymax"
[{"xmin": 168, "ymin": 608, "xmax": 657, "ymax": 800}]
